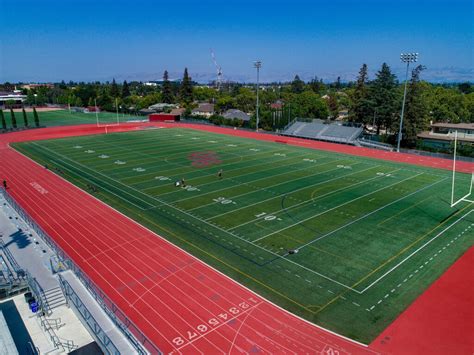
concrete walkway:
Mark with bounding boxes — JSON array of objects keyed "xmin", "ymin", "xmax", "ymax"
[{"xmin": 0, "ymin": 199, "xmax": 57, "ymax": 291}]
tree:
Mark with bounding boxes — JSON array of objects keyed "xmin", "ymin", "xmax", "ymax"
[
  {"xmin": 122, "ymin": 80, "xmax": 131, "ymax": 98},
  {"xmin": 370, "ymin": 63, "xmax": 398, "ymax": 134},
  {"xmin": 162, "ymin": 70, "xmax": 174, "ymax": 104},
  {"xmin": 309, "ymin": 77, "xmax": 325, "ymax": 95},
  {"xmin": 26, "ymin": 92, "xmax": 36, "ymax": 105},
  {"xmin": 350, "ymin": 63, "xmax": 372, "ymax": 124},
  {"xmin": 400, "ymin": 65, "xmax": 428, "ymax": 147},
  {"xmin": 179, "ymin": 68, "xmax": 194, "ymax": 104},
  {"xmin": 215, "ymin": 95, "xmax": 234, "ymax": 112},
  {"xmin": 328, "ymin": 94, "xmax": 339, "ymax": 119},
  {"xmin": 458, "ymin": 82, "xmax": 473, "ymax": 94},
  {"xmin": 22, "ymin": 107, "xmax": 29, "ymax": 127},
  {"xmin": 335, "ymin": 76, "xmax": 342, "ymax": 90},
  {"xmin": 33, "ymin": 107, "xmax": 40, "ymax": 127},
  {"xmin": 234, "ymin": 88, "xmax": 255, "ymax": 112},
  {"xmin": 291, "ymin": 75, "xmax": 305, "ymax": 94},
  {"xmin": 10, "ymin": 109, "xmax": 17, "ymax": 128},
  {"xmin": 290, "ymin": 91, "xmax": 329, "ymax": 119},
  {"xmin": 0, "ymin": 110, "xmax": 6, "ymax": 130},
  {"xmin": 110, "ymin": 78, "xmax": 119, "ymax": 98},
  {"xmin": 5, "ymin": 99, "xmax": 15, "ymax": 108}
]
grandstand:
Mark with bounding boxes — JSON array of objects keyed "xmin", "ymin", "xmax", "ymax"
[{"xmin": 282, "ymin": 119, "xmax": 363, "ymax": 144}]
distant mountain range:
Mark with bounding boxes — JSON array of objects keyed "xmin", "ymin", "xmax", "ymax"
[{"xmin": 109, "ymin": 66, "xmax": 473, "ymax": 84}]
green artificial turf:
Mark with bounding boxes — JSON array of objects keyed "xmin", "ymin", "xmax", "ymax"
[
  {"xmin": 2, "ymin": 109, "xmax": 142, "ymax": 128},
  {"xmin": 13, "ymin": 127, "xmax": 474, "ymax": 343}
]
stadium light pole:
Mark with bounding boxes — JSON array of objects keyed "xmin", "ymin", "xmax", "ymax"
[
  {"xmin": 397, "ymin": 52, "xmax": 418, "ymax": 152},
  {"xmin": 254, "ymin": 61, "xmax": 262, "ymax": 131}
]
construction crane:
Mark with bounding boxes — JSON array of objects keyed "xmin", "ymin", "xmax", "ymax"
[{"xmin": 210, "ymin": 49, "xmax": 223, "ymax": 90}]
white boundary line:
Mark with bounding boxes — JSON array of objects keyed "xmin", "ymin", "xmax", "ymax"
[{"xmin": 360, "ymin": 209, "xmax": 473, "ymax": 292}]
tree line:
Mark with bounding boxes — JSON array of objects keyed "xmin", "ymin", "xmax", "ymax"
[{"xmin": 1, "ymin": 63, "xmax": 473, "ymax": 147}]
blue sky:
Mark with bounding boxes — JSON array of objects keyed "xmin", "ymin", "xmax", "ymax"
[{"xmin": 1, "ymin": 0, "xmax": 472, "ymax": 82}]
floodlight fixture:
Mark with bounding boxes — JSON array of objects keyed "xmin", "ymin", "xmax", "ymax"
[
  {"xmin": 254, "ymin": 61, "xmax": 262, "ymax": 131},
  {"xmin": 397, "ymin": 52, "xmax": 420, "ymax": 152}
]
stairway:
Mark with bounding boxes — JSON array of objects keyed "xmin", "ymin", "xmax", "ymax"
[{"xmin": 43, "ymin": 286, "xmax": 67, "ymax": 311}]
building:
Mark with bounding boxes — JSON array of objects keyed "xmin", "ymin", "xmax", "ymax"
[
  {"xmin": 170, "ymin": 108, "xmax": 186, "ymax": 118},
  {"xmin": 0, "ymin": 91, "xmax": 27, "ymax": 108},
  {"xmin": 148, "ymin": 103, "xmax": 177, "ymax": 112},
  {"xmin": 270, "ymin": 100, "xmax": 284, "ymax": 110},
  {"xmin": 223, "ymin": 109, "xmax": 250, "ymax": 122},
  {"xmin": 191, "ymin": 103, "xmax": 214, "ymax": 117},
  {"xmin": 417, "ymin": 122, "xmax": 474, "ymax": 149},
  {"xmin": 21, "ymin": 83, "xmax": 54, "ymax": 90},
  {"xmin": 149, "ymin": 113, "xmax": 180, "ymax": 122}
]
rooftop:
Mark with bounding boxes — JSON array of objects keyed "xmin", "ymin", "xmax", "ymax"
[{"xmin": 431, "ymin": 122, "xmax": 474, "ymax": 130}]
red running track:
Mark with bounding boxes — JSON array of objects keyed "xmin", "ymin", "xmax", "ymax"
[
  {"xmin": 1, "ymin": 123, "xmax": 472, "ymax": 354},
  {"xmin": 370, "ymin": 246, "xmax": 474, "ymax": 355}
]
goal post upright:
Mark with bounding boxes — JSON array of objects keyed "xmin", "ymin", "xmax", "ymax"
[
  {"xmin": 450, "ymin": 130, "xmax": 474, "ymax": 207},
  {"xmin": 450, "ymin": 130, "xmax": 458, "ymax": 207}
]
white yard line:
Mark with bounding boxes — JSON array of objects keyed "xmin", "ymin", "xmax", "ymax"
[
  {"xmin": 294, "ymin": 177, "xmax": 448, "ymax": 251},
  {"xmin": 178, "ymin": 159, "xmax": 358, "ymax": 208},
  {"xmin": 152, "ymin": 155, "xmax": 340, "ymax": 199},
  {"xmin": 225, "ymin": 166, "xmax": 396, "ymax": 229},
  {"xmin": 252, "ymin": 173, "xmax": 423, "ymax": 242}
]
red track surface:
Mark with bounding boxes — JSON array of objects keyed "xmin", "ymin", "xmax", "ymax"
[
  {"xmin": 1, "ymin": 123, "xmax": 472, "ymax": 354},
  {"xmin": 370, "ymin": 247, "xmax": 474, "ymax": 355}
]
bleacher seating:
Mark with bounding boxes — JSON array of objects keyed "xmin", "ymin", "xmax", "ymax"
[
  {"xmin": 282, "ymin": 119, "xmax": 363, "ymax": 144},
  {"xmin": 357, "ymin": 138, "xmax": 394, "ymax": 151}
]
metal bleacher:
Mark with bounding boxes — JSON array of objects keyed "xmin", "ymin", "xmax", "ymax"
[
  {"xmin": 281, "ymin": 119, "xmax": 363, "ymax": 144},
  {"xmin": 0, "ymin": 240, "xmax": 28, "ymax": 299}
]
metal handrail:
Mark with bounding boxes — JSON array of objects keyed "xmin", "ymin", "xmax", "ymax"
[
  {"xmin": 40, "ymin": 317, "xmax": 63, "ymax": 330},
  {"xmin": 59, "ymin": 274, "xmax": 120, "ymax": 355},
  {"xmin": 1, "ymin": 188, "xmax": 161, "ymax": 354},
  {"xmin": 25, "ymin": 271, "xmax": 50, "ymax": 315}
]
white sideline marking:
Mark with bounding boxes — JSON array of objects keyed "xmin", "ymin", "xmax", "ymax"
[
  {"xmin": 360, "ymin": 209, "xmax": 473, "ymax": 293},
  {"xmin": 367, "ymin": 222, "xmax": 472, "ymax": 311}
]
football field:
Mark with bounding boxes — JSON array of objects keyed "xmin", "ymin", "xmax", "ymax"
[{"xmin": 13, "ymin": 127, "xmax": 474, "ymax": 343}]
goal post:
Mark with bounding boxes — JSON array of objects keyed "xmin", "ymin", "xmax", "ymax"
[
  {"xmin": 450, "ymin": 130, "xmax": 474, "ymax": 207},
  {"xmin": 95, "ymin": 98, "xmax": 120, "ymax": 128}
]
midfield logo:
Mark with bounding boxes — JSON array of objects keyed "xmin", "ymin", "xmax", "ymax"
[{"xmin": 188, "ymin": 151, "xmax": 221, "ymax": 168}]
